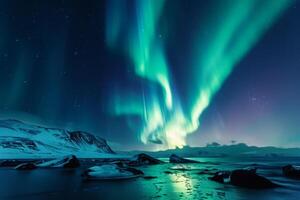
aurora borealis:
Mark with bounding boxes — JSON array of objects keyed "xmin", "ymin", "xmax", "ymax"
[
  {"xmin": 105, "ymin": 0, "xmax": 293, "ymax": 148},
  {"xmin": 0, "ymin": 0, "xmax": 299, "ymax": 150}
]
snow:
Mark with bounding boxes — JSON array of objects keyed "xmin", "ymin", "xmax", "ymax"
[
  {"xmin": 37, "ymin": 155, "xmax": 75, "ymax": 167},
  {"xmin": 0, "ymin": 119, "xmax": 124, "ymax": 159}
]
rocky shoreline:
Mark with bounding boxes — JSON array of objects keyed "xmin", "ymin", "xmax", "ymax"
[{"xmin": 1, "ymin": 153, "xmax": 299, "ymax": 190}]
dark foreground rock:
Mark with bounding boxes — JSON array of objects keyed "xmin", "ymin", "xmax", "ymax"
[
  {"xmin": 209, "ymin": 171, "xmax": 231, "ymax": 183},
  {"xmin": 169, "ymin": 154, "xmax": 200, "ymax": 163},
  {"xmin": 282, "ymin": 165, "xmax": 300, "ymax": 179},
  {"xmin": 82, "ymin": 164, "xmax": 144, "ymax": 180},
  {"xmin": 143, "ymin": 176, "xmax": 158, "ymax": 180},
  {"xmin": 123, "ymin": 166, "xmax": 144, "ymax": 175},
  {"xmin": 210, "ymin": 169, "xmax": 278, "ymax": 189},
  {"xmin": 127, "ymin": 153, "xmax": 163, "ymax": 166},
  {"xmin": 197, "ymin": 169, "xmax": 217, "ymax": 175},
  {"xmin": 14, "ymin": 163, "xmax": 37, "ymax": 170},
  {"xmin": 230, "ymin": 169, "xmax": 278, "ymax": 189},
  {"xmin": 37, "ymin": 155, "xmax": 80, "ymax": 168},
  {"xmin": 0, "ymin": 160, "xmax": 28, "ymax": 167}
]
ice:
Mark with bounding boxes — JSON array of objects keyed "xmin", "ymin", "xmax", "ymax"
[{"xmin": 84, "ymin": 164, "xmax": 139, "ymax": 180}]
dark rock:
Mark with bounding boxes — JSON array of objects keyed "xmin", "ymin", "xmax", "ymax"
[
  {"xmin": 14, "ymin": 163, "xmax": 37, "ymax": 170},
  {"xmin": 124, "ymin": 167, "xmax": 144, "ymax": 175},
  {"xmin": 143, "ymin": 176, "xmax": 157, "ymax": 180},
  {"xmin": 127, "ymin": 153, "xmax": 163, "ymax": 166},
  {"xmin": 63, "ymin": 155, "xmax": 80, "ymax": 168},
  {"xmin": 282, "ymin": 165, "xmax": 300, "ymax": 179},
  {"xmin": 244, "ymin": 167, "xmax": 257, "ymax": 173},
  {"xmin": 209, "ymin": 171, "xmax": 231, "ymax": 183},
  {"xmin": 38, "ymin": 155, "xmax": 80, "ymax": 168},
  {"xmin": 111, "ymin": 161, "xmax": 126, "ymax": 168},
  {"xmin": 0, "ymin": 160, "xmax": 25, "ymax": 167},
  {"xmin": 164, "ymin": 171, "xmax": 173, "ymax": 174},
  {"xmin": 197, "ymin": 169, "xmax": 216, "ymax": 175},
  {"xmin": 230, "ymin": 169, "xmax": 278, "ymax": 188},
  {"xmin": 169, "ymin": 154, "xmax": 200, "ymax": 163}
]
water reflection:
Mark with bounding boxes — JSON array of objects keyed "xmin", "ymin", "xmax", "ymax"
[{"xmin": 1, "ymin": 157, "xmax": 300, "ymax": 200}]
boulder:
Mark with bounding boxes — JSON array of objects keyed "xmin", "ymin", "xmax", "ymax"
[
  {"xmin": 169, "ymin": 154, "xmax": 200, "ymax": 163},
  {"xmin": 209, "ymin": 171, "xmax": 231, "ymax": 183},
  {"xmin": 14, "ymin": 163, "xmax": 37, "ymax": 170},
  {"xmin": 197, "ymin": 169, "xmax": 217, "ymax": 175},
  {"xmin": 143, "ymin": 176, "xmax": 158, "ymax": 180},
  {"xmin": 123, "ymin": 166, "xmax": 144, "ymax": 175},
  {"xmin": 230, "ymin": 169, "xmax": 278, "ymax": 188},
  {"xmin": 0, "ymin": 160, "xmax": 25, "ymax": 167},
  {"xmin": 82, "ymin": 164, "xmax": 143, "ymax": 180},
  {"xmin": 243, "ymin": 167, "xmax": 257, "ymax": 173},
  {"xmin": 282, "ymin": 165, "xmax": 300, "ymax": 179},
  {"xmin": 127, "ymin": 153, "xmax": 163, "ymax": 166},
  {"xmin": 37, "ymin": 155, "xmax": 80, "ymax": 168}
]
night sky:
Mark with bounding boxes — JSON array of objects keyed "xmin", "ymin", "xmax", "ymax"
[{"xmin": 0, "ymin": 0, "xmax": 299, "ymax": 150}]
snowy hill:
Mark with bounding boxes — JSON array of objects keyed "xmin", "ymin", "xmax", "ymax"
[{"xmin": 0, "ymin": 119, "xmax": 115, "ymax": 159}]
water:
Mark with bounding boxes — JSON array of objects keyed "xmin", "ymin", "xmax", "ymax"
[{"xmin": 0, "ymin": 157, "xmax": 300, "ymax": 200}]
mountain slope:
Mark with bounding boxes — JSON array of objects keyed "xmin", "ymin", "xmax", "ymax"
[{"xmin": 0, "ymin": 119, "xmax": 115, "ymax": 159}]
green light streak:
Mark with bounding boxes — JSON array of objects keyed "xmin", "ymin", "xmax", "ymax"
[
  {"xmin": 106, "ymin": 0, "xmax": 179, "ymax": 148},
  {"xmin": 128, "ymin": 0, "xmax": 172, "ymax": 109},
  {"xmin": 7, "ymin": 52, "xmax": 33, "ymax": 108},
  {"xmin": 190, "ymin": 0, "xmax": 293, "ymax": 132},
  {"xmin": 105, "ymin": 0, "xmax": 126, "ymax": 49},
  {"xmin": 106, "ymin": 0, "xmax": 172, "ymax": 110}
]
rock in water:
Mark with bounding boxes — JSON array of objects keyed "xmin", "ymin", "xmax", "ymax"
[
  {"xmin": 230, "ymin": 169, "xmax": 278, "ymax": 188},
  {"xmin": 14, "ymin": 163, "xmax": 37, "ymax": 170},
  {"xmin": 82, "ymin": 164, "xmax": 144, "ymax": 180},
  {"xmin": 124, "ymin": 167, "xmax": 144, "ymax": 175},
  {"xmin": 169, "ymin": 154, "xmax": 200, "ymax": 163},
  {"xmin": 0, "ymin": 160, "xmax": 25, "ymax": 167},
  {"xmin": 209, "ymin": 171, "xmax": 231, "ymax": 183},
  {"xmin": 143, "ymin": 176, "xmax": 157, "ymax": 180},
  {"xmin": 128, "ymin": 153, "xmax": 163, "ymax": 166},
  {"xmin": 282, "ymin": 165, "xmax": 300, "ymax": 179},
  {"xmin": 37, "ymin": 155, "xmax": 80, "ymax": 168}
]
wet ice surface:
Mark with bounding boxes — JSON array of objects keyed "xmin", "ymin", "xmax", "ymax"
[{"xmin": 1, "ymin": 157, "xmax": 300, "ymax": 200}]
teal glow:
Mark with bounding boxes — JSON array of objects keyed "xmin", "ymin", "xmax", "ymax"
[{"xmin": 7, "ymin": 51, "xmax": 33, "ymax": 108}]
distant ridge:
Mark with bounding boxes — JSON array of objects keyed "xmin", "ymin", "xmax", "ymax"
[{"xmin": 121, "ymin": 143, "xmax": 300, "ymax": 158}]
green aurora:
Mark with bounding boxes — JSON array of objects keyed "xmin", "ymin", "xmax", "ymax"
[{"xmin": 106, "ymin": 0, "xmax": 293, "ymax": 149}]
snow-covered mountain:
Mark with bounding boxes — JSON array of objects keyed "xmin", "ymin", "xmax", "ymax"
[{"xmin": 0, "ymin": 119, "xmax": 115, "ymax": 159}]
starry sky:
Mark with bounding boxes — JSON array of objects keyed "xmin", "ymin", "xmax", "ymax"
[{"xmin": 0, "ymin": 0, "xmax": 299, "ymax": 150}]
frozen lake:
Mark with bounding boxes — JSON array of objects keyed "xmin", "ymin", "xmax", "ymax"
[{"xmin": 0, "ymin": 157, "xmax": 300, "ymax": 200}]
